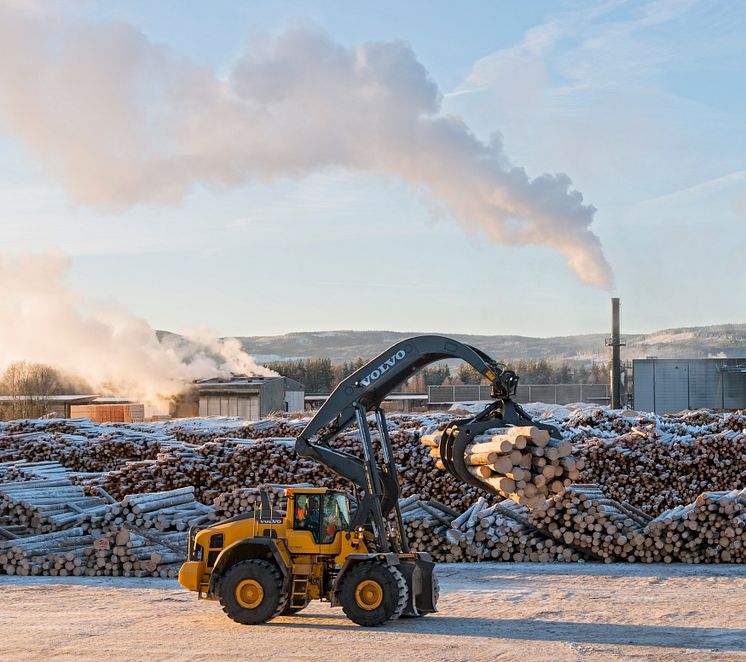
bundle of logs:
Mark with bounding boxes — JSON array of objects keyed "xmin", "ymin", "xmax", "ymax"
[{"xmin": 421, "ymin": 425, "xmax": 580, "ymax": 507}]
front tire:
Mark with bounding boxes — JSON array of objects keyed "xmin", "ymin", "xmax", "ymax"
[
  {"xmin": 338, "ymin": 561, "xmax": 408, "ymax": 627},
  {"xmin": 219, "ymin": 559, "xmax": 287, "ymax": 625}
]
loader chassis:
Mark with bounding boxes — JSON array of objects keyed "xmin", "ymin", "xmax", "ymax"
[{"xmin": 179, "ymin": 335, "xmax": 556, "ymax": 626}]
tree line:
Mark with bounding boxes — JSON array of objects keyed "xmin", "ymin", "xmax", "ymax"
[
  {"xmin": 264, "ymin": 357, "xmax": 610, "ymax": 393},
  {"xmin": 0, "ymin": 361, "xmax": 91, "ymax": 419}
]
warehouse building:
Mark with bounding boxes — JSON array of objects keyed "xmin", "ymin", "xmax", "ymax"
[
  {"xmin": 633, "ymin": 358, "xmax": 746, "ymax": 413},
  {"xmin": 195, "ymin": 376, "xmax": 305, "ymax": 418}
]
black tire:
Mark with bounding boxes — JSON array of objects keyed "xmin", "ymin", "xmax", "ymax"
[
  {"xmin": 338, "ymin": 561, "xmax": 408, "ymax": 627},
  {"xmin": 219, "ymin": 559, "xmax": 287, "ymax": 625}
]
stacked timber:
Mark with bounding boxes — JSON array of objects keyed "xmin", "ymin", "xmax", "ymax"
[
  {"xmin": 0, "ymin": 476, "xmax": 108, "ymax": 532},
  {"xmin": 99, "ymin": 487, "xmax": 213, "ymax": 532},
  {"xmin": 0, "ymin": 527, "xmax": 94, "ymax": 576},
  {"xmin": 443, "ymin": 497, "xmax": 584, "ymax": 563},
  {"xmin": 87, "ymin": 528, "xmax": 187, "ymax": 578},
  {"xmin": 421, "ymin": 426, "xmax": 580, "ymax": 506},
  {"xmin": 646, "ymin": 488, "xmax": 746, "ymax": 563},
  {"xmin": 527, "ymin": 485, "xmax": 651, "ymax": 562},
  {"xmin": 211, "ymin": 487, "xmax": 286, "ymax": 521},
  {"xmin": 576, "ymin": 426, "xmax": 746, "ymax": 514},
  {"xmin": 399, "ymin": 495, "xmax": 456, "ymax": 561}
]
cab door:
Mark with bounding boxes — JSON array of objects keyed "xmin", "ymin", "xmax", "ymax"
[{"xmin": 286, "ymin": 494, "xmax": 344, "ymax": 556}]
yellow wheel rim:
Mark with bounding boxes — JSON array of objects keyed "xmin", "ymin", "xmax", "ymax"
[
  {"xmin": 235, "ymin": 579, "xmax": 264, "ymax": 609},
  {"xmin": 354, "ymin": 579, "xmax": 383, "ymax": 610}
]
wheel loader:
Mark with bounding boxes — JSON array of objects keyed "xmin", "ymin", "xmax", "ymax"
[{"xmin": 178, "ymin": 335, "xmax": 559, "ymax": 626}]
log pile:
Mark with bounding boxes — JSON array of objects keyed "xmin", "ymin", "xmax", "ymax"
[
  {"xmin": 527, "ymin": 485, "xmax": 651, "ymax": 562},
  {"xmin": 421, "ymin": 426, "xmax": 580, "ymax": 507},
  {"xmin": 646, "ymin": 488, "xmax": 746, "ymax": 563},
  {"xmin": 0, "ymin": 475, "xmax": 108, "ymax": 533},
  {"xmin": 0, "ymin": 471, "xmax": 206, "ymax": 577},
  {"xmin": 211, "ymin": 487, "xmax": 286, "ymax": 521},
  {"xmin": 575, "ymin": 425, "xmax": 746, "ymax": 514}
]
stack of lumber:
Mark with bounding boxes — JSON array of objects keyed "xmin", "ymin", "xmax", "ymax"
[
  {"xmin": 0, "ymin": 430, "xmax": 162, "ymax": 472},
  {"xmin": 575, "ymin": 426, "xmax": 746, "ymax": 514},
  {"xmin": 168, "ymin": 419, "xmax": 307, "ymax": 445},
  {"xmin": 98, "ymin": 487, "xmax": 213, "ymax": 532},
  {"xmin": 87, "ymin": 527, "xmax": 187, "ymax": 578},
  {"xmin": 0, "ymin": 467, "xmax": 208, "ymax": 577},
  {"xmin": 421, "ymin": 425, "xmax": 579, "ymax": 507},
  {"xmin": 398, "ymin": 494, "xmax": 457, "ymax": 560},
  {"xmin": 399, "ymin": 494, "xmax": 582, "ymax": 563}
]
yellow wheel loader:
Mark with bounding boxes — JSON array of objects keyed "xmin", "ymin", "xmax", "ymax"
[{"xmin": 179, "ymin": 335, "xmax": 558, "ymax": 626}]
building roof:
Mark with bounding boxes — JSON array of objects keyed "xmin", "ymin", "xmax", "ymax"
[{"xmin": 194, "ymin": 375, "xmax": 282, "ymax": 387}]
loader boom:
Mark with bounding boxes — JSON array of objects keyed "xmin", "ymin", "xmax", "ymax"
[{"xmin": 295, "ymin": 335, "xmax": 559, "ymax": 553}]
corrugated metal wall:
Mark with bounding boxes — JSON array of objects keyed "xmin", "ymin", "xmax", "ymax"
[
  {"xmin": 285, "ymin": 390, "xmax": 305, "ymax": 413},
  {"xmin": 633, "ymin": 358, "xmax": 746, "ymax": 413},
  {"xmin": 199, "ymin": 396, "xmax": 260, "ymax": 419}
]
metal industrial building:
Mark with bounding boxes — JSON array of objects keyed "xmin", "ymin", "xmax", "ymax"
[
  {"xmin": 196, "ymin": 376, "xmax": 305, "ymax": 418},
  {"xmin": 633, "ymin": 358, "xmax": 746, "ymax": 413}
]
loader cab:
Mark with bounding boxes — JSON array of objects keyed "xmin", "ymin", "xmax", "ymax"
[{"xmin": 287, "ymin": 488, "xmax": 352, "ymax": 549}]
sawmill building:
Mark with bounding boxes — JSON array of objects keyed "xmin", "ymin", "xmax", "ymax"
[{"xmin": 195, "ymin": 376, "xmax": 305, "ymax": 418}]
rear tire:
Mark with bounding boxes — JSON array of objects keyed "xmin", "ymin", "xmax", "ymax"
[
  {"xmin": 219, "ymin": 559, "xmax": 287, "ymax": 625},
  {"xmin": 338, "ymin": 561, "xmax": 408, "ymax": 627}
]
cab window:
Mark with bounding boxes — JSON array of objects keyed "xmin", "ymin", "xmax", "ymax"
[
  {"xmin": 293, "ymin": 493, "xmax": 350, "ymax": 544},
  {"xmin": 294, "ymin": 494, "xmax": 321, "ymax": 536}
]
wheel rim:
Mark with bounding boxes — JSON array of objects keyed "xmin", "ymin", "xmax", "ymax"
[
  {"xmin": 354, "ymin": 579, "xmax": 383, "ymax": 610},
  {"xmin": 235, "ymin": 579, "xmax": 264, "ymax": 609}
]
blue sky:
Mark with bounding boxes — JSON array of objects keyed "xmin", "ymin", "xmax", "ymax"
[{"xmin": 1, "ymin": 0, "xmax": 744, "ymax": 338}]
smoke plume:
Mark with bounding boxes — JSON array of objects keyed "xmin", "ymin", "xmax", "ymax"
[
  {"xmin": 0, "ymin": 254, "xmax": 276, "ymax": 409},
  {"xmin": 0, "ymin": 5, "xmax": 613, "ymax": 288}
]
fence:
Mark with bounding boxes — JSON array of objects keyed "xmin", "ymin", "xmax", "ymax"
[{"xmin": 428, "ymin": 384, "xmax": 610, "ymax": 406}]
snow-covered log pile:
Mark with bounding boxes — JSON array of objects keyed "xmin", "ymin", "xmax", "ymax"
[{"xmin": 557, "ymin": 408, "xmax": 746, "ymax": 513}]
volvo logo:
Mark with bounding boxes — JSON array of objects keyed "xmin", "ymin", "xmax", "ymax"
[{"xmin": 359, "ymin": 349, "xmax": 407, "ymax": 387}]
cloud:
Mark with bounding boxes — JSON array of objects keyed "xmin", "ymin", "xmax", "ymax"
[{"xmin": 0, "ymin": 5, "xmax": 613, "ymax": 289}]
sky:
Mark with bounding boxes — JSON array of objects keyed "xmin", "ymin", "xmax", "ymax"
[{"xmin": 1, "ymin": 0, "xmax": 745, "ymax": 339}]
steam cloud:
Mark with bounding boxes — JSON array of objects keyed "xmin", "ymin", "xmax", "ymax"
[
  {"xmin": 0, "ymin": 254, "xmax": 276, "ymax": 408},
  {"xmin": 0, "ymin": 5, "xmax": 613, "ymax": 288}
]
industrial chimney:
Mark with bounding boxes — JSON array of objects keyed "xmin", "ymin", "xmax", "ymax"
[{"xmin": 608, "ymin": 297, "xmax": 623, "ymax": 409}]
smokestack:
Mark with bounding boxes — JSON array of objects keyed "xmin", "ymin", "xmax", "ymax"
[{"xmin": 609, "ymin": 297, "xmax": 622, "ymax": 409}]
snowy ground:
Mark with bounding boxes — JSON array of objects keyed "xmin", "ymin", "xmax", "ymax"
[{"xmin": 2, "ymin": 563, "xmax": 746, "ymax": 661}]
